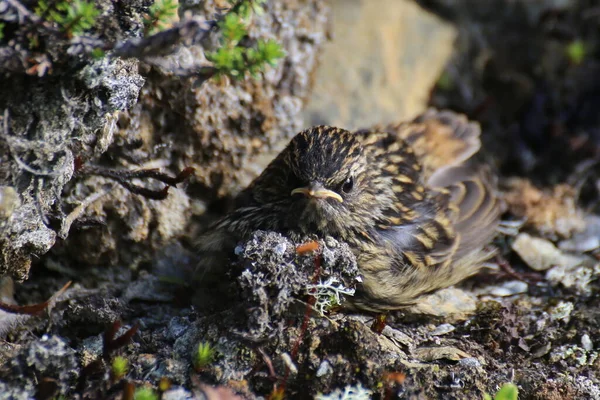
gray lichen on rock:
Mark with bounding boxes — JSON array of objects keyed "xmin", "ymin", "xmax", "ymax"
[
  {"xmin": 236, "ymin": 231, "xmax": 359, "ymax": 336},
  {"xmin": 2, "ymin": 335, "xmax": 78, "ymax": 397},
  {"xmin": 0, "ymin": 0, "xmax": 329, "ymax": 276}
]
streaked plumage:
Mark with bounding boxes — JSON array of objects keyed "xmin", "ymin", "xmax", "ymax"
[{"xmin": 198, "ymin": 109, "xmax": 500, "ymax": 312}]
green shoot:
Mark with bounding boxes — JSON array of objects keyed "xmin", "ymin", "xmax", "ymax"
[
  {"xmin": 144, "ymin": 0, "xmax": 179, "ymax": 35},
  {"xmin": 484, "ymin": 383, "xmax": 518, "ymax": 400},
  {"xmin": 111, "ymin": 356, "xmax": 128, "ymax": 381},
  {"xmin": 566, "ymin": 40, "xmax": 586, "ymax": 65},
  {"xmin": 134, "ymin": 387, "xmax": 159, "ymax": 400},
  {"xmin": 36, "ymin": 0, "xmax": 100, "ymax": 36},
  {"xmin": 206, "ymin": 0, "xmax": 285, "ymax": 79},
  {"xmin": 193, "ymin": 341, "xmax": 216, "ymax": 371}
]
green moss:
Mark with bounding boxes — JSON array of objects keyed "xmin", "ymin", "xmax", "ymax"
[
  {"xmin": 484, "ymin": 383, "xmax": 518, "ymax": 400},
  {"xmin": 111, "ymin": 356, "xmax": 128, "ymax": 380},
  {"xmin": 134, "ymin": 387, "xmax": 159, "ymax": 400},
  {"xmin": 192, "ymin": 341, "xmax": 216, "ymax": 371},
  {"xmin": 566, "ymin": 40, "xmax": 586, "ymax": 65}
]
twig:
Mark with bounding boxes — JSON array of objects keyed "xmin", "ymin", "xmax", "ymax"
[{"xmin": 58, "ymin": 186, "xmax": 113, "ymax": 239}]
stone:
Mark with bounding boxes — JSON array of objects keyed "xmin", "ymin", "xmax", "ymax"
[{"xmin": 304, "ymin": 0, "xmax": 457, "ymax": 129}]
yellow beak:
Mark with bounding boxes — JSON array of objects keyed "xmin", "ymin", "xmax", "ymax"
[{"xmin": 291, "ymin": 186, "xmax": 343, "ymax": 203}]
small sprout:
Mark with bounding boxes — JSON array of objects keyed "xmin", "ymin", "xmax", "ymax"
[
  {"xmin": 36, "ymin": 0, "xmax": 100, "ymax": 36},
  {"xmin": 134, "ymin": 387, "xmax": 159, "ymax": 400},
  {"xmin": 193, "ymin": 341, "xmax": 216, "ymax": 371},
  {"xmin": 268, "ymin": 386, "xmax": 285, "ymax": 400},
  {"xmin": 484, "ymin": 383, "xmax": 518, "ymax": 400},
  {"xmin": 111, "ymin": 356, "xmax": 128, "ymax": 381},
  {"xmin": 158, "ymin": 377, "xmax": 171, "ymax": 392},
  {"xmin": 255, "ymin": 39, "xmax": 286, "ymax": 67},
  {"xmin": 220, "ymin": 13, "xmax": 248, "ymax": 46},
  {"xmin": 144, "ymin": 0, "xmax": 179, "ymax": 35},
  {"xmin": 436, "ymin": 71, "xmax": 454, "ymax": 91},
  {"xmin": 566, "ymin": 40, "xmax": 586, "ymax": 65},
  {"xmin": 0, "ymin": 23, "xmax": 5, "ymax": 41},
  {"xmin": 206, "ymin": 0, "xmax": 286, "ymax": 79},
  {"xmin": 306, "ymin": 277, "xmax": 355, "ymax": 316},
  {"xmin": 91, "ymin": 48, "xmax": 105, "ymax": 60}
]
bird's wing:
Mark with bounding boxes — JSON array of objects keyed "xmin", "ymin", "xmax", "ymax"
[
  {"xmin": 372, "ymin": 108, "xmax": 482, "ymax": 182},
  {"xmin": 357, "ymin": 109, "xmax": 500, "ymax": 268},
  {"xmin": 353, "ymin": 129, "xmax": 460, "ymax": 270}
]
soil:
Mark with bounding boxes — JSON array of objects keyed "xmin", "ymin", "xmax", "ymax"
[{"xmin": 2, "ymin": 1, "xmax": 600, "ymax": 399}]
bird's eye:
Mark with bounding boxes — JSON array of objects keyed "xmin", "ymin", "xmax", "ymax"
[{"xmin": 341, "ymin": 176, "xmax": 354, "ymax": 193}]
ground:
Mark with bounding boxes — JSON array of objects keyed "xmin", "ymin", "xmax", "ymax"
[{"xmin": 1, "ymin": 0, "xmax": 600, "ymax": 399}]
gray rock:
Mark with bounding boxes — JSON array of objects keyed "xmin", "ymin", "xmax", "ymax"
[{"xmin": 304, "ymin": 0, "xmax": 456, "ymax": 129}]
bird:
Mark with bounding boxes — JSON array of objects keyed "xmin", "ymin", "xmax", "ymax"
[{"xmin": 197, "ymin": 109, "xmax": 500, "ymax": 312}]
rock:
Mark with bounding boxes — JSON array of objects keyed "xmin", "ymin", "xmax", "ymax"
[
  {"xmin": 163, "ymin": 387, "xmax": 194, "ymax": 400},
  {"xmin": 581, "ymin": 334, "xmax": 593, "ymax": 352},
  {"xmin": 303, "ymin": 0, "xmax": 457, "ymax": 129},
  {"xmin": 430, "ymin": 323, "xmax": 456, "ymax": 336},
  {"xmin": 0, "ymin": 335, "xmax": 78, "ymax": 397},
  {"xmin": 407, "ymin": 287, "xmax": 477, "ymax": 320},
  {"xmin": 512, "ymin": 233, "xmax": 583, "ymax": 271},
  {"xmin": 1, "ymin": 0, "xmax": 331, "ymax": 276},
  {"xmin": 413, "ymin": 346, "xmax": 471, "ymax": 362},
  {"xmin": 503, "ymin": 179, "xmax": 586, "ymax": 239},
  {"xmin": 381, "ymin": 325, "xmax": 414, "ymax": 349},
  {"xmin": 559, "ymin": 215, "xmax": 600, "ymax": 253},
  {"xmin": 549, "ymin": 301, "xmax": 574, "ymax": 322},
  {"xmin": 546, "ymin": 258, "xmax": 600, "ymax": 295},
  {"xmin": 479, "ymin": 280, "xmax": 528, "ymax": 297},
  {"xmin": 458, "ymin": 357, "xmax": 482, "ymax": 368}
]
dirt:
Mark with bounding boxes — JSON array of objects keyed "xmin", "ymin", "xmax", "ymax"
[{"xmin": 2, "ymin": 0, "xmax": 600, "ymax": 399}]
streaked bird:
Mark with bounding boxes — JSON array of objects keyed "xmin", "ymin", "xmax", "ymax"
[{"xmin": 198, "ymin": 109, "xmax": 500, "ymax": 312}]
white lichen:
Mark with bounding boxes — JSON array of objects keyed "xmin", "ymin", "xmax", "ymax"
[
  {"xmin": 306, "ymin": 277, "xmax": 355, "ymax": 316},
  {"xmin": 315, "ymin": 383, "xmax": 373, "ymax": 400}
]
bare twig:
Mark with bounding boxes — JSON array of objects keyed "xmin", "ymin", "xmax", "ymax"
[{"xmin": 58, "ymin": 186, "xmax": 113, "ymax": 239}]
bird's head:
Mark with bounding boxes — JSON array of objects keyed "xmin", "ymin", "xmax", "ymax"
[{"xmin": 251, "ymin": 126, "xmax": 395, "ymax": 237}]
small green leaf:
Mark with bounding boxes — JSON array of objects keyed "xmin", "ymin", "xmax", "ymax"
[
  {"xmin": 193, "ymin": 341, "xmax": 216, "ymax": 371},
  {"xmin": 220, "ymin": 13, "xmax": 247, "ymax": 46},
  {"xmin": 111, "ymin": 356, "xmax": 128, "ymax": 380},
  {"xmin": 494, "ymin": 383, "xmax": 518, "ymax": 400},
  {"xmin": 566, "ymin": 40, "xmax": 586, "ymax": 65},
  {"xmin": 257, "ymin": 39, "xmax": 286, "ymax": 66},
  {"xmin": 91, "ymin": 48, "xmax": 105, "ymax": 59},
  {"xmin": 134, "ymin": 387, "xmax": 158, "ymax": 400}
]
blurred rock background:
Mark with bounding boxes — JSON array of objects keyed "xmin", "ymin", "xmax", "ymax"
[{"xmin": 2, "ymin": 0, "xmax": 600, "ymax": 398}]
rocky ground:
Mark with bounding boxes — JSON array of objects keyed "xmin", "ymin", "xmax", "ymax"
[{"xmin": 2, "ymin": 0, "xmax": 600, "ymax": 399}]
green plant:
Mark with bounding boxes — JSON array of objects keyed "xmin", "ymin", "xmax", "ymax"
[
  {"xmin": 134, "ymin": 387, "xmax": 159, "ymax": 400},
  {"xmin": 144, "ymin": 0, "xmax": 179, "ymax": 35},
  {"xmin": 566, "ymin": 40, "xmax": 586, "ymax": 65},
  {"xmin": 484, "ymin": 383, "xmax": 518, "ymax": 400},
  {"xmin": 35, "ymin": 0, "xmax": 100, "ymax": 36},
  {"xmin": 192, "ymin": 341, "xmax": 216, "ymax": 371},
  {"xmin": 111, "ymin": 356, "xmax": 128, "ymax": 380},
  {"xmin": 0, "ymin": 23, "xmax": 5, "ymax": 41},
  {"xmin": 206, "ymin": 1, "xmax": 285, "ymax": 79},
  {"xmin": 229, "ymin": 0, "xmax": 266, "ymax": 21}
]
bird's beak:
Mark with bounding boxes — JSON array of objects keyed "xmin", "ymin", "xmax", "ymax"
[{"xmin": 291, "ymin": 183, "xmax": 343, "ymax": 203}]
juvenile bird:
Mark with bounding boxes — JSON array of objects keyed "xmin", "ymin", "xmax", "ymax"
[{"xmin": 198, "ymin": 109, "xmax": 500, "ymax": 312}]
